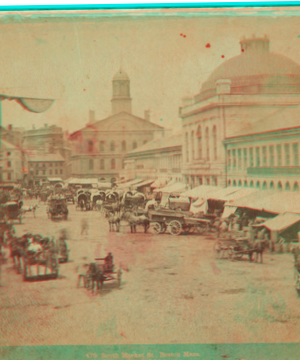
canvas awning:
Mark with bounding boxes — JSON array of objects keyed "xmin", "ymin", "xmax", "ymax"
[
  {"xmin": 181, "ymin": 185, "xmax": 220, "ymax": 198},
  {"xmin": 47, "ymin": 177, "xmax": 63, "ymax": 182},
  {"xmin": 190, "ymin": 200, "xmax": 207, "ymax": 215},
  {"xmin": 67, "ymin": 178, "xmax": 99, "ymax": 185},
  {"xmin": 1, "ymin": 94, "xmax": 55, "ymax": 113},
  {"xmin": 153, "ymin": 182, "xmax": 188, "ymax": 194},
  {"xmin": 230, "ymin": 190, "xmax": 275, "ymax": 210},
  {"xmin": 222, "ymin": 206, "xmax": 238, "ymax": 219},
  {"xmin": 117, "ymin": 178, "xmax": 143, "ymax": 189},
  {"xmin": 253, "ymin": 213, "xmax": 300, "ymax": 232},
  {"xmin": 133, "ymin": 179, "xmax": 155, "ymax": 189},
  {"xmin": 150, "ymin": 177, "xmax": 170, "ymax": 189},
  {"xmin": 222, "ymin": 188, "xmax": 259, "ymax": 203},
  {"xmin": 257, "ymin": 192, "xmax": 300, "ymax": 215}
]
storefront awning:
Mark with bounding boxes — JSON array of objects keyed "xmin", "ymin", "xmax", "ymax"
[
  {"xmin": 133, "ymin": 179, "xmax": 155, "ymax": 189},
  {"xmin": 222, "ymin": 206, "xmax": 238, "ymax": 219},
  {"xmin": 253, "ymin": 213, "xmax": 300, "ymax": 232},
  {"xmin": 181, "ymin": 185, "xmax": 220, "ymax": 198},
  {"xmin": 223, "ymin": 188, "xmax": 259, "ymax": 203},
  {"xmin": 150, "ymin": 177, "xmax": 170, "ymax": 189},
  {"xmin": 117, "ymin": 178, "xmax": 144, "ymax": 189},
  {"xmin": 153, "ymin": 182, "xmax": 188, "ymax": 194}
]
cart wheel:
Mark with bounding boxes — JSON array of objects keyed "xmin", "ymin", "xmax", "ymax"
[
  {"xmin": 213, "ymin": 241, "xmax": 223, "ymax": 258},
  {"xmin": 23, "ymin": 258, "xmax": 28, "ymax": 281},
  {"xmin": 150, "ymin": 222, "xmax": 162, "ymax": 235},
  {"xmin": 169, "ymin": 220, "xmax": 182, "ymax": 236},
  {"xmin": 117, "ymin": 269, "xmax": 122, "ymax": 288}
]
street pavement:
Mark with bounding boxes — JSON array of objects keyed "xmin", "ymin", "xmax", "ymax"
[{"xmin": 1, "ymin": 199, "xmax": 300, "ymax": 345}]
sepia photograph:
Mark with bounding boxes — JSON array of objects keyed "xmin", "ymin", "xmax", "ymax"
[{"xmin": 1, "ymin": 4, "xmax": 300, "ymax": 359}]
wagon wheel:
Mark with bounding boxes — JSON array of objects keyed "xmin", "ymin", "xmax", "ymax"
[
  {"xmin": 50, "ymin": 253, "xmax": 59, "ymax": 278},
  {"xmin": 150, "ymin": 222, "xmax": 162, "ymax": 235},
  {"xmin": 169, "ymin": 220, "xmax": 182, "ymax": 236},
  {"xmin": 117, "ymin": 269, "xmax": 122, "ymax": 288},
  {"xmin": 213, "ymin": 241, "xmax": 223, "ymax": 259},
  {"xmin": 23, "ymin": 257, "xmax": 29, "ymax": 281}
]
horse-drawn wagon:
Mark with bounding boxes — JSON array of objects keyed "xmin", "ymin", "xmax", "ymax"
[
  {"xmin": 76, "ymin": 191, "xmax": 92, "ymax": 211},
  {"xmin": 1, "ymin": 201, "xmax": 23, "ymax": 224},
  {"xmin": 85, "ymin": 253, "xmax": 122, "ymax": 294},
  {"xmin": 47, "ymin": 197, "xmax": 69, "ymax": 220},
  {"xmin": 148, "ymin": 208, "xmax": 211, "ymax": 235},
  {"xmin": 214, "ymin": 236, "xmax": 267, "ymax": 263}
]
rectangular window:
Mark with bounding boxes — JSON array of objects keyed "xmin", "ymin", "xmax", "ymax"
[
  {"xmin": 43, "ymin": 170, "xmax": 45, "ymax": 175},
  {"xmin": 43, "ymin": 163, "xmax": 46, "ymax": 167},
  {"xmin": 276, "ymin": 145, "xmax": 282, "ymax": 166},
  {"xmin": 60, "ymin": 169, "xmax": 63, "ymax": 174},
  {"xmin": 89, "ymin": 159, "xmax": 94, "ymax": 170},
  {"xmin": 249, "ymin": 148, "xmax": 254, "ymax": 168},
  {"xmin": 284, "ymin": 144, "xmax": 290, "ymax": 166},
  {"xmin": 100, "ymin": 141, "xmax": 105, "ymax": 152},
  {"xmin": 232, "ymin": 149, "xmax": 236, "ymax": 169},
  {"xmin": 255, "ymin": 147, "xmax": 260, "ymax": 167},
  {"xmin": 7, "ymin": 173, "xmax": 11, "ymax": 180},
  {"xmin": 36, "ymin": 170, "xmax": 39, "ymax": 176},
  {"xmin": 269, "ymin": 146, "xmax": 274, "ymax": 167},
  {"xmin": 55, "ymin": 169, "xmax": 58, "ymax": 175},
  {"xmin": 49, "ymin": 170, "xmax": 52, "ymax": 175},
  {"xmin": 7, "ymin": 152, "xmax": 10, "ymax": 156},
  {"xmin": 7, "ymin": 161, "xmax": 11, "ymax": 168},
  {"xmin": 50, "ymin": 163, "xmax": 53, "ymax": 167},
  {"xmin": 293, "ymin": 143, "xmax": 299, "ymax": 166},
  {"xmin": 262, "ymin": 146, "xmax": 267, "ymax": 167},
  {"xmin": 238, "ymin": 149, "xmax": 242, "ymax": 169},
  {"xmin": 227, "ymin": 150, "xmax": 231, "ymax": 170},
  {"xmin": 243, "ymin": 148, "xmax": 247, "ymax": 169}
]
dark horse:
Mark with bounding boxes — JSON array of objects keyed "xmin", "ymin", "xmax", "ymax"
[
  {"xmin": 121, "ymin": 210, "xmax": 150, "ymax": 233},
  {"xmin": 248, "ymin": 239, "xmax": 268, "ymax": 263},
  {"xmin": 86, "ymin": 262, "xmax": 107, "ymax": 294}
]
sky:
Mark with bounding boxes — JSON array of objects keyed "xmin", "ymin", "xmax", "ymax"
[{"xmin": 1, "ymin": 9, "xmax": 300, "ymax": 134}]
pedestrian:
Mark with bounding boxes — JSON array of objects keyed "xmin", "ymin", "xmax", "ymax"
[
  {"xmin": 77, "ymin": 256, "xmax": 89, "ymax": 288},
  {"xmin": 81, "ymin": 218, "xmax": 89, "ymax": 235}
]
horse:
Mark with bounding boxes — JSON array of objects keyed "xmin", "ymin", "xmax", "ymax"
[
  {"xmin": 247, "ymin": 239, "xmax": 268, "ymax": 263},
  {"xmin": 121, "ymin": 210, "xmax": 150, "ymax": 233},
  {"xmin": 79, "ymin": 199, "xmax": 85, "ymax": 211},
  {"xmin": 22, "ymin": 204, "xmax": 39, "ymax": 218},
  {"xmin": 86, "ymin": 262, "xmax": 106, "ymax": 294},
  {"xmin": 106, "ymin": 211, "xmax": 120, "ymax": 232}
]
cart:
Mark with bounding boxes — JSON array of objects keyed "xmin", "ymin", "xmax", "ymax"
[
  {"xmin": 86, "ymin": 255, "xmax": 122, "ymax": 294},
  {"xmin": 148, "ymin": 209, "xmax": 211, "ymax": 235}
]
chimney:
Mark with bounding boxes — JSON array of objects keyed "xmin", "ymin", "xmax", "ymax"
[
  {"xmin": 216, "ymin": 79, "xmax": 231, "ymax": 95},
  {"xmin": 89, "ymin": 110, "xmax": 96, "ymax": 124},
  {"xmin": 144, "ymin": 110, "xmax": 150, "ymax": 121}
]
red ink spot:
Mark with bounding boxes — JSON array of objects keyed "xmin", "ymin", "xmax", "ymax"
[
  {"xmin": 180, "ymin": 33, "xmax": 183, "ymax": 36},
  {"xmin": 120, "ymin": 332, "xmax": 126, "ymax": 338},
  {"xmin": 83, "ymin": 89, "xmax": 86, "ymax": 91},
  {"xmin": 221, "ymin": 55, "xmax": 225, "ymax": 58},
  {"xmin": 242, "ymin": 49, "xmax": 244, "ymax": 52},
  {"xmin": 183, "ymin": 35, "xmax": 186, "ymax": 38},
  {"xmin": 206, "ymin": 43, "xmax": 211, "ymax": 48}
]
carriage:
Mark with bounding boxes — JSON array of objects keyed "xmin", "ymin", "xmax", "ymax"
[
  {"xmin": 0, "ymin": 209, "xmax": 15, "ymax": 256},
  {"xmin": 213, "ymin": 236, "xmax": 267, "ymax": 263},
  {"xmin": 148, "ymin": 208, "xmax": 211, "ymax": 235},
  {"xmin": 76, "ymin": 191, "xmax": 92, "ymax": 211},
  {"xmin": 48, "ymin": 197, "xmax": 69, "ymax": 220},
  {"xmin": 123, "ymin": 191, "xmax": 146, "ymax": 212},
  {"xmin": 102, "ymin": 192, "xmax": 121, "ymax": 214},
  {"xmin": 1, "ymin": 201, "xmax": 23, "ymax": 224},
  {"xmin": 21, "ymin": 235, "xmax": 60, "ymax": 281},
  {"xmin": 85, "ymin": 254, "xmax": 122, "ymax": 294},
  {"xmin": 92, "ymin": 190, "xmax": 106, "ymax": 210}
]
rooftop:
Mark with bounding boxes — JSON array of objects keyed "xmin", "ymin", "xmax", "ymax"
[
  {"xmin": 28, "ymin": 152, "xmax": 65, "ymax": 162},
  {"xmin": 128, "ymin": 133, "xmax": 182, "ymax": 155}
]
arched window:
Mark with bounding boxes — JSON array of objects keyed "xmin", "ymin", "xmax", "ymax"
[
  {"xmin": 238, "ymin": 180, "xmax": 242, "ymax": 187},
  {"xmin": 100, "ymin": 159, "xmax": 105, "ymax": 170},
  {"xmin": 197, "ymin": 126, "xmax": 202, "ymax": 159},
  {"xmin": 205, "ymin": 127, "xmax": 210, "ymax": 161},
  {"xmin": 100, "ymin": 141, "xmax": 105, "ymax": 152},
  {"xmin": 277, "ymin": 181, "xmax": 282, "ymax": 190},
  {"xmin": 285, "ymin": 182, "xmax": 291, "ymax": 191},
  {"xmin": 191, "ymin": 131, "xmax": 195, "ymax": 160},
  {"xmin": 88, "ymin": 140, "xmax": 94, "ymax": 153},
  {"xmin": 294, "ymin": 182, "xmax": 299, "ymax": 192},
  {"xmin": 213, "ymin": 125, "xmax": 217, "ymax": 160},
  {"xmin": 185, "ymin": 132, "xmax": 189, "ymax": 162},
  {"xmin": 250, "ymin": 181, "xmax": 254, "ymax": 188},
  {"xmin": 110, "ymin": 141, "xmax": 115, "ymax": 152},
  {"xmin": 111, "ymin": 159, "xmax": 116, "ymax": 170},
  {"xmin": 228, "ymin": 180, "xmax": 231, "ymax": 186},
  {"xmin": 270, "ymin": 181, "xmax": 274, "ymax": 190},
  {"xmin": 132, "ymin": 141, "xmax": 137, "ymax": 150},
  {"xmin": 256, "ymin": 181, "xmax": 261, "ymax": 189},
  {"xmin": 122, "ymin": 140, "xmax": 126, "ymax": 152},
  {"xmin": 262, "ymin": 181, "xmax": 267, "ymax": 190},
  {"xmin": 233, "ymin": 180, "xmax": 237, "ymax": 186},
  {"xmin": 244, "ymin": 180, "xmax": 248, "ymax": 187}
]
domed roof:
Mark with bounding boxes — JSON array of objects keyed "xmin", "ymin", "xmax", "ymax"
[
  {"xmin": 198, "ymin": 36, "xmax": 300, "ymax": 101},
  {"xmin": 113, "ymin": 68, "xmax": 130, "ymax": 81}
]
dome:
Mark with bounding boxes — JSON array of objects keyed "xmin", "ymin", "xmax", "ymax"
[
  {"xmin": 113, "ymin": 68, "xmax": 130, "ymax": 81},
  {"xmin": 197, "ymin": 36, "xmax": 300, "ymax": 102}
]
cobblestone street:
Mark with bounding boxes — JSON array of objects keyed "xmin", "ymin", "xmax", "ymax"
[{"xmin": 1, "ymin": 200, "xmax": 300, "ymax": 346}]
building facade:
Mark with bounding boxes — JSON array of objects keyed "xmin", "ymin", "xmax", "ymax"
[
  {"xmin": 69, "ymin": 69, "xmax": 166, "ymax": 182},
  {"xmin": 0, "ymin": 139, "xmax": 24, "ymax": 183},
  {"xmin": 180, "ymin": 35, "xmax": 300, "ymax": 189},
  {"xmin": 224, "ymin": 106, "xmax": 300, "ymax": 191},
  {"xmin": 122, "ymin": 133, "xmax": 183, "ymax": 182},
  {"xmin": 26, "ymin": 152, "xmax": 66, "ymax": 187}
]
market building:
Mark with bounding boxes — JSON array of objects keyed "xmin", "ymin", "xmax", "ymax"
[
  {"xmin": 180, "ymin": 35, "xmax": 300, "ymax": 189},
  {"xmin": 69, "ymin": 69, "xmax": 166, "ymax": 183}
]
